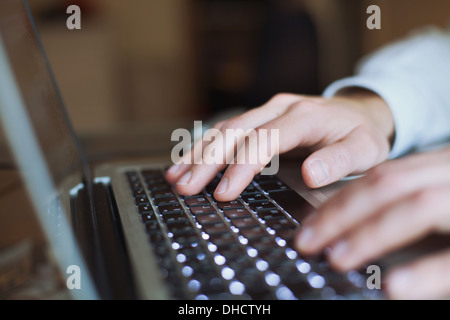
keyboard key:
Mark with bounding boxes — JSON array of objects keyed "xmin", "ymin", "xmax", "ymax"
[
  {"xmin": 151, "ymin": 189, "xmax": 175, "ymax": 198},
  {"xmin": 248, "ymin": 236, "xmax": 274, "ymax": 252},
  {"xmin": 248, "ymin": 201, "xmax": 277, "ymax": 212},
  {"xmin": 195, "ymin": 213, "xmax": 223, "ymax": 226},
  {"xmin": 189, "ymin": 205, "xmax": 216, "ymax": 215},
  {"xmin": 255, "ymin": 208, "xmax": 285, "ymax": 221},
  {"xmin": 258, "ymin": 248, "xmax": 287, "ymax": 267},
  {"xmin": 277, "ymin": 229, "xmax": 297, "ymax": 245},
  {"xmin": 129, "ymin": 181, "xmax": 143, "ymax": 189},
  {"xmin": 145, "ymin": 221, "xmax": 161, "ymax": 234},
  {"xmin": 223, "ymin": 208, "xmax": 252, "ymax": 220},
  {"xmin": 217, "ymin": 200, "xmax": 244, "ymax": 210},
  {"xmin": 227, "ymin": 256, "xmax": 254, "ymax": 274},
  {"xmin": 147, "ymin": 182, "xmax": 171, "ymax": 191},
  {"xmin": 215, "ymin": 243, "xmax": 244, "ymax": 259},
  {"xmin": 247, "ymin": 237, "xmax": 274, "ymax": 251},
  {"xmin": 189, "ymin": 259, "xmax": 218, "ymax": 277},
  {"xmin": 271, "ymin": 260, "xmax": 299, "ymax": 279},
  {"xmin": 166, "ymin": 221, "xmax": 196, "ymax": 235},
  {"xmin": 230, "ymin": 217, "xmax": 259, "ymax": 229},
  {"xmin": 257, "ymin": 180, "xmax": 288, "ymax": 192},
  {"xmin": 149, "ymin": 232, "xmax": 165, "ymax": 243},
  {"xmin": 240, "ymin": 193, "xmax": 268, "ymax": 203},
  {"xmin": 253, "ymin": 174, "xmax": 276, "ymax": 182},
  {"xmin": 160, "ymin": 212, "xmax": 188, "ymax": 224},
  {"xmin": 141, "ymin": 213, "xmax": 157, "ymax": 223},
  {"xmin": 171, "ymin": 233, "xmax": 201, "ymax": 247},
  {"xmin": 202, "ymin": 222, "xmax": 230, "ymax": 235},
  {"xmin": 241, "ymin": 183, "xmax": 259, "ymax": 195},
  {"xmin": 240, "ymin": 275, "xmax": 275, "ymax": 300},
  {"xmin": 239, "ymin": 226, "xmax": 268, "ymax": 239},
  {"xmin": 264, "ymin": 218, "xmax": 297, "ymax": 231},
  {"xmin": 184, "ymin": 196, "xmax": 210, "ymax": 207},
  {"xmin": 135, "ymin": 195, "xmax": 150, "ymax": 205},
  {"xmin": 154, "ymin": 196, "xmax": 179, "ymax": 206},
  {"xmin": 286, "ymin": 279, "xmax": 314, "ymax": 299},
  {"xmin": 207, "ymin": 232, "xmax": 236, "ymax": 247},
  {"xmin": 131, "ymin": 188, "xmax": 146, "ymax": 196},
  {"xmin": 197, "ymin": 276, "xmax": 227, "ymax": 295},
  {"xmin": 158, "ymin": 203, "xmax": 184, "ymax": 214},
  {"xmin": 145, "ymin": 177, "xmax": 166, "ymax": 186},
  {"xmin": 137, "ymin": 204, "xmax": 154, "ymax": 214}
]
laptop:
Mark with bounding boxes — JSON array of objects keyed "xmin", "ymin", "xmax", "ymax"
[{"xmin": 0, "ymin": 0, "xmax": 383, "ymax": 300}]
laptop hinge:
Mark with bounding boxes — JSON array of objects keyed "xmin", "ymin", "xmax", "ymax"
[{"xmin": 71, "ymin": 180, "xmax": 137, "ymax": 299}]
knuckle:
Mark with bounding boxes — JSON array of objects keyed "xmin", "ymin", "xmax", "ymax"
[
  {"xmin": 413, "ymin": 189, "xmax": 436, "ymax": 207},
  {"xmin": 358, "ymin": 127, "xmax": 390, "ymax": 161},
  {"xmin": 334, "ymin": 146, "xmax": 355, "ymax": 174},
  {"xmin": 220, "ymin": 116, "xmax": 243, "ymax": 131},
  {"xmin": 356, "ymin": 127, "xmax": 377, "ymax": 145},
  {"xmin": 366, "ymin": 163, "xmax": 400, "ymax": 190},
  {"xmin": 253, "ymin": 127, "xmax": 272, "ymax": 141},
  {"xmin": 269, "ymin": 92, "xmax": 297, "ymax": 104},
  {"xmin": 411, "ymin": 190, "xmax": 446, "ymax": 231},
  {"xmin": 287, "ymin": 99, "xmax": 323, "ymax": 115}
]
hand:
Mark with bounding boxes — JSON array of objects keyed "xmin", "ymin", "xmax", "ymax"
[
  {"xmin": 295, "ymin": 146, "xmax": 450, "ymax": 299},
  {"xmin": 166, "ymin": 89, "xmax": 395, "ymax": 201}
]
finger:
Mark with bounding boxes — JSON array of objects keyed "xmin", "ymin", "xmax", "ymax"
[
  {"xmin": 174, "ymin": 129, "xmax": 229, "ymax": 195},
  {"xmin": 229, "ymin": 93, "xmax": 302, "ymax": 126},
  {"xmin": 169, "ymin": 92, "xmax": 301, "ymax": 177},
  {"xmin": 168, "ymin": 117, "xmax": 250, "ymax": 187},
  {"xmin": 326, "ymin": 187, "xmax": 450, "ymax": 271},
  {"xmin": 386, "ymin": 248, "xmax": 450, "ymax": 299},
  {"xmin": 212, "ymin": 106, "xmax": 326, "ymax": 201},
  {"xmin": 296, "ymin": 151, "xmax": 450, "ymax": 255},
  {"xmin": 169, "ymin": 94, "xmax": 303, "ymax": 193},
  {"xmin": 166, "ymin": 121, "xmax": 225, "ymax": 184},
  {"xmin": 302, "ymin": 126, "xmax": 389, "ymax": 188},
  {"xmin": 214, "ymin": 127, "xmax": 279, "ymax": 201},
  {"xmin": 165, "ymin": 140, "xmax": 204, "ymax": 184}
]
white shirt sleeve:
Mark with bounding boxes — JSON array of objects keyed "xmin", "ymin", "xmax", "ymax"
[{"xmin": 323, "ymin": 27, "xmax": 450, "ymax": 158}]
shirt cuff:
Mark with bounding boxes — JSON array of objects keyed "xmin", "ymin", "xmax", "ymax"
[{"xmin": 322, "ymin": 75, "xmax": 428, "ymax": 159}]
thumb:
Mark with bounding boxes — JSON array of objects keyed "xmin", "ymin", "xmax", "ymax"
[{"xmin": 302, "ymin": 127, "xmax": 389, "ymax": 188}]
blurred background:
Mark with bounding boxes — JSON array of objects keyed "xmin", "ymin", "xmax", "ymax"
[
  {"xmin": 1, "ymin": 0, "xmax": 450, "ymax": 299},
  {"xmin": 24, "ymin": 0, "xmax": 450, "ymax": 159}
]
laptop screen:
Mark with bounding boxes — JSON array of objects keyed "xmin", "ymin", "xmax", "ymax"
[
  {"xmin": 0, "ymin": 0, "xmax": 88, "ymax": 186},
  {"xmin": 0, "ymin": 0, "xmax": 97, "ymax": 299}
]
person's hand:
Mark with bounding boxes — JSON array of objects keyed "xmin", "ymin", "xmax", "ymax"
[
  {"xmin": 295, "ymin": 146, "xmax": 450, "ymax": 299},
  {"xmin": 166, "ymin": 89, "xmax": 395, "ymax": 201}
]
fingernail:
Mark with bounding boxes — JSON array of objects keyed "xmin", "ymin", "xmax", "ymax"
[
  {"xmin": 177, "ymin": 170, "xmax": 192, "ymax": 185},
  {"xmin": 215, "ymin": 177, "xmax": 229, "ymax": 195},
  {"xmin": 330, "ymin": 240, "xmax": 348, "ymax": 261},
  {"xmin": 167, "ymin": 164, "xmax": 181, "ymax": 175},
  {"xmin": 297, "ymin": 227, "xmax": 315, "ymax": 251},
  {"xmin": 308, "ymin": 159, "xmax": 329, "ymax": 186},
  {"xmin": 387, "ymin": 268, "xmax": 413, "ymax": 299}
]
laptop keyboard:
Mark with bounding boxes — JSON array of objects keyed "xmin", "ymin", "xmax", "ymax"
[{"xmin": 125, "ymin": 168, "xmax": 381, "ymax": 300}]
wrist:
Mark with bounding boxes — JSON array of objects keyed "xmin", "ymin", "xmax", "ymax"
[{"xmin": 335, "ymin": 87, "xmax": 396, "ymax": 149}]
